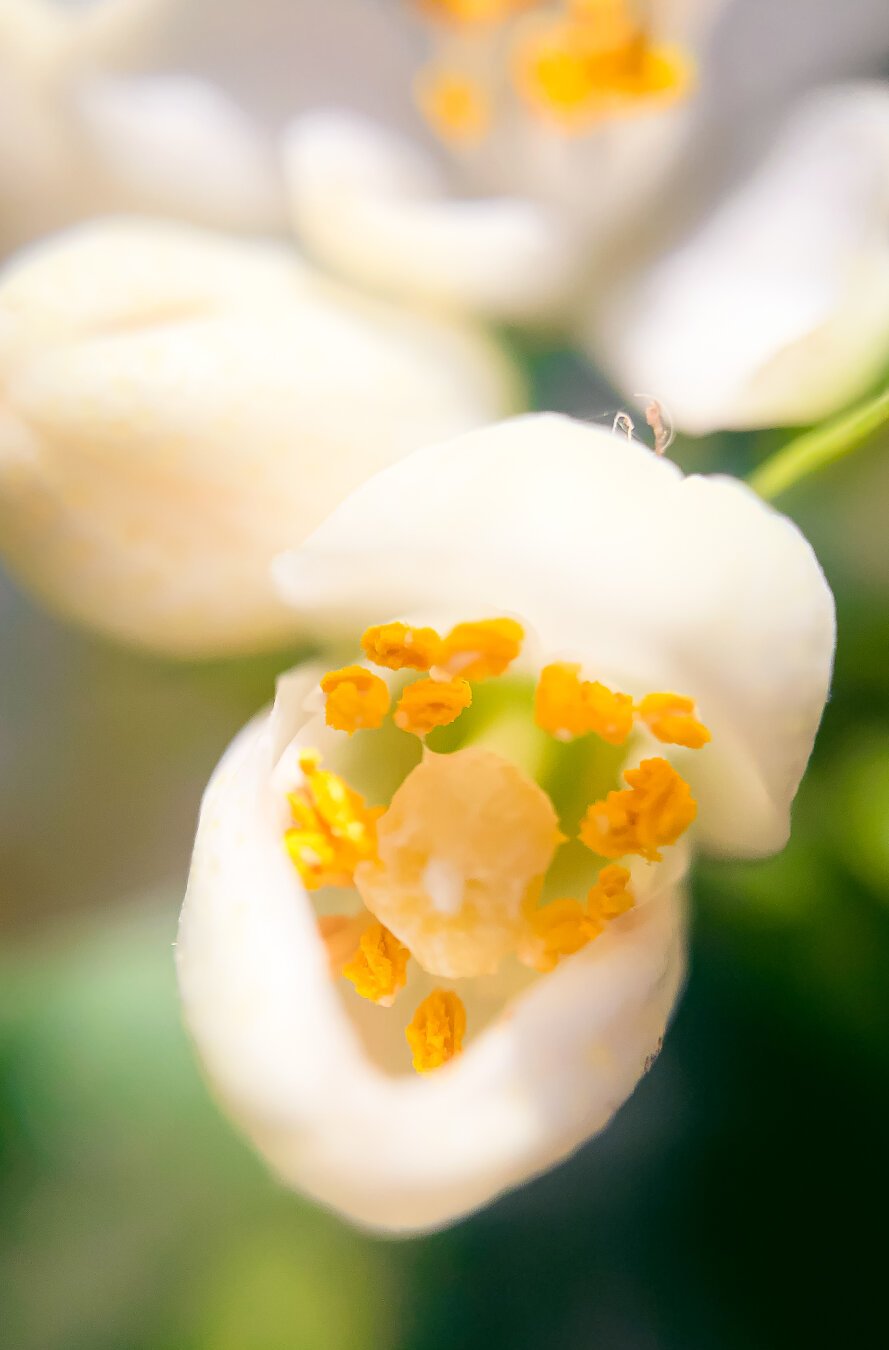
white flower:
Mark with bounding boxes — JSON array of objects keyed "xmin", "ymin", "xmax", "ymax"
[
  {"xmin": 0, "ymin": 218, "xmax": 518, "ymax": 655},
  {"xmin": 8, "ymin": 2, "xmax": 887, "ymax": 430},
  {"xmin": 0, "ymin": 0, "xmax": 404, "ymax": 249},
  {"xmin": 0, "ymin": 0, "xmax": 200, "ymax": 250},
  {"xmin": 281, "ymin": 2, "xmax": 889, "ymax": 433},
  {"xmin": 177, "ymin": 413, "xmax": 835, "ymax": 1232}
]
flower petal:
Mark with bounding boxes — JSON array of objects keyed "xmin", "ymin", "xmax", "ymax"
[
  {"xmin": 586, "ymin": 83, "xmax": 889, "ymax": 433},
  {"xmin": 76, "ymin": 75, "xmax": 285, "ymax": 232},
  {"xmin": 283, "ymin": 109, "xmax": 584, "ymax": 322},
  {"xmin": 0, "ymin": 219, "xmax": 519, "ymax": 655},
  {"xmin": 177, "ymin": 679, "xmax": 685, "ymax": 1233},
  {"xmin": 275, "ymin": 414, "xmax": 835, "ymax": 856}
]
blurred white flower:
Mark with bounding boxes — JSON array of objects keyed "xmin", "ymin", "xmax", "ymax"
[
  {"xmin": 0, "ymin": 0, "xmax": 412, "ymax": 249},
  {"xmin": 0, "ymin": 218, "xmax": 519, "ymax": 656},
  {"xmin": 6, "ymin": 1, "xmax": 887, "ymax": 430},
  {"xmin": 282, "ymin": 1, "xmax": 889, "ymax": 433},
  {"xmin": 177, "ymin": 414, "xmax": 835, "ymax": 1231},
  {"xmin": 0, "ymin": 0, "xmax": 199, "ymax": 249}
]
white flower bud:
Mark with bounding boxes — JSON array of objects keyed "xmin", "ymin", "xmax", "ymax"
[{"xmin": 0, "ymin": 219, "xmax": 519, "ymax": 655}]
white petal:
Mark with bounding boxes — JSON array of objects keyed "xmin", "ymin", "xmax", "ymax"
[
  {"xmin": 177, "ymin": 687, "xmax": 685, "ymax": 1233},
  {"xmin": 76, "ymin": 75, "xmax": 285, "ymax": 232},
  {"xmin": 586, "ymin": 84, "xmax": 889, "ymax": 434},
  {"xmin": 0, "ymin": 219, "xmax": 519, "ymax": 656},
  {"xmin": 275, "ymin": 414, "xmax": 835, "ymax": 856},
  {"xmin": 283, "ymin": 110, "xmax": 584, "ymax": 322}
]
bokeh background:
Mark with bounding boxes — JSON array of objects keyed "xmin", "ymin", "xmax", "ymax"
[
  {"xmin": 3, "ymin": 1, "xmax": 889, "ymax": 1348},
  {"xmin": 3, "ymin": 364, "xmax": 888, "ymax": 1350}
]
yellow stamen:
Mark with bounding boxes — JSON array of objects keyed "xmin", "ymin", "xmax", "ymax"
[
  {"xmin": 320, "ymin": 665, "xmax": 390, "ymax": 735},
  {"xmin": 587, "ymin": 863, "xmax": 634, "ymax": 920},
  {"xmin": 317, "ymin": 914, "xmax": 370, "ymax": 976},
  {"xmin": 394, "ymin": 675, "xmax": 473, "ymax": 737},
  {"xmin": 512, "ymin": 10, "xmax": 694, "ymax": 130},
  {"xmin": 361, "ymin": 621, "xmax": 442, "ymax": 672},
  {"xmin": 355, "ymin": 746, "xmax": 561, "ymax": 978},
  {"xmin": 579, "ymin": 756, "xmax": 696, "ymax": 862},
  {"xmin": 535, "ymin": 662, "xmax": 634, "ymax": 744},
  {"xmin": 637, "ymin": 692, "xmax": 711, "ymax": 749},
  {"xmin": 416, "ymin": 66, "xmax": 491, "ymax": 144},
  {"xmin": 284, "ymin": 750, "xmax": 382, "ymax": 890},
  {"xmin": 416, "ymin": 0, "xmax": 534, "ymax": 27},
  {"xmin": 406, "ymin": 989, "xmax": 466, "ymax": 1072},
  {"xmin": 437, "ymin": 617, "xmax": 524, "ymax": 681},
  {"xmin": 342, "ymin": 922, "xmax": 411, "ymax": 1006},
  {"xmin": 524, "ymin": 897, "xmax": 603, "ymax": 972}
]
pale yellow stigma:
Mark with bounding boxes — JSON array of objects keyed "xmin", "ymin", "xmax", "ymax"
[
  {"xmin": 436, "ymin": 617, "xmax": 524, "ymax": 681},
  {"xmin": 416, "ymin": 67, "xmax": 491, "ymax": 144},
  {"xmin": 406, "ymin": 989, "xmax": 466, "ymax": 1072},
  {"xmin": 394, "ymin": 675, "xmax": 473, "ymax": 737},
  {"xmin": 355, "ymin": 745, "xmax": 561, "ymax": 978},
  {"xmin": 362, "ymin": 621, "xmax": 441, "ymax": 672},
  {"xmin": 342, "ymin": 922, "xmax": 411, "ymax": 1006},
  {"xmin": 284, "ymin": 750, "xmax": 382, "ymax": 890},
  {"xmin": 579, "ymin": 756, "xmax": 696, "ymax": 862},
  {"xmin": 637, "ymin": 692, "xmax": 711, "ymax": 749},
  {"xmin": 535, "ymin": 662, "xmax": 634, "ymax": 744},
  {"xmin": 512, "ymin": 6, "xmax": 694, "ymax": 130},
  {"xmin": 320, "ymin": 665, "xmax": 390, "ymax": 735}
]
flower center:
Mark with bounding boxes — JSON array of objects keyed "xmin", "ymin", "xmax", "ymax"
[
  {"xmin": 409, "ymin": 0, "xmax": 695, "ymax": 144},
  {"xmin": 282, "ymin": 617, "xmax": 710, "ymax": 1073},
  {"xmin": 355, "ymin": 745, "xmax": 562, "ymax": 979}
]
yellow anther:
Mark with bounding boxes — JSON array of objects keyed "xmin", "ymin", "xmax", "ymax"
[
  {"xmin": 317, "ymin": 914, "xmax": 370, "ymax": 976},
  {"xmin": 523, "ymin": 897, "xmax": 603, "ymax": 972},
  {"xmin": 637, "ymin": 692, "xmax": 711, "ymax": 749},
  {"xmin": 534, "ymin": 663, "xmax": 586, "ymax": 739},
  {"xmin": 361, "ymin": 621, "xmax": 442, "ymax": 672},
  {"xmin": 320, "ymin": 665, "xmax": 390, "ymax": 735},
  {"xmin": 582, "ymin": 681, "xmax": 636, "ymax": 744},
  {"xmin": 512, "ymin": 11, "xmax": 694, "ymax": 130},
  {"xmin": 416, "ymin": 66, "xmax": 491, "ymax": 144},
  {"xmin": 284, "ymin": 751, "xmax": 382, "ymax": 890},
  {"xmin": 406, "ymin": 989, "xmax": 466, "ymax": 1073},
  {"xmin": 437, "ymin": 617, "xmax": 524, "ymax": 680},
  {"xmin": 342, "ymin": 922, "xmax": 411, "ymax": 1006},
  {"xmin": 579, "ymin": 756, "xmax": 696, "ymax": 862},
  {"xmin": 394, "ymin": 675, "xmax": 473, "ymax": 737},
  {"xmin": 416, "ymin": 0, "xmax": 533, "ymax": 27},
  {"xmin": 535, "ymin": 662, "xmax": 634, "ymax": 744},
  {"xmin": 587, "ymin": 863, "xmax": 634, "ymax": 921},
  {"xmin": 356, "ymin": 746, "xmax": 560, "ymax": 978}
]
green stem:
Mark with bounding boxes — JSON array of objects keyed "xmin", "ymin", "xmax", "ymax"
[{"xmin": 747, "ymin": 386, "xmax": 889, "ymax": 501}]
